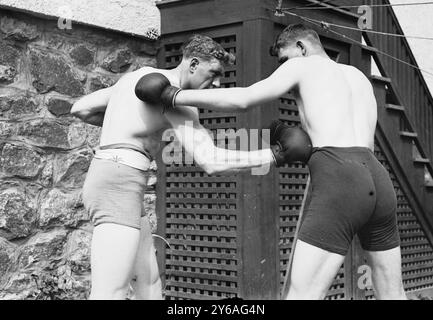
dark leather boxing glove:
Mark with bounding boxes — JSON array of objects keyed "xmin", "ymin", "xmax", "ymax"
[
  {"xmin": 269, "ymin": 120, "xmax": 312, "ymax": 167},
  {"xmin": 135, "ymin": 73, "xmax": 181, "ymax": 112}
]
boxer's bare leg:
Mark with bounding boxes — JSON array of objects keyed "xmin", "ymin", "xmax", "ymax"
[
  {"xmin": 89, "ymin": 223, "xmax": 140, "ymax": 300},
  {"xmin": 131, "ymin": 216, "xmax": 163, "ymax": 300},
  {"xmin": 365, "ymin": 247, "xmax": 407, "ymax": 300},
  {"xmin": 286, "ymin": 240, "xmax": 345, "ymax": 300}
]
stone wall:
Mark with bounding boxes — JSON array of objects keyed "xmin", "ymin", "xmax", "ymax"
[
  {"xmin": 0, "ymin": 0, "xmax": 160, "ymax": 39},
  {"xmin": 0, "ymin": 9, "xmax": 159, "ymax": 300}
]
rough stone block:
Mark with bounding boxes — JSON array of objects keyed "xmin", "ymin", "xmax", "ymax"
[
  {"xmin": 0, "ymin": 42, "xmax": 19, "ymax": 84},
  {"xmin": 89, "ymin": 75, "xmax": 116, "ymax": 92},
  {"xmin": 143, "ymin": 193, "xmax": 157, "ymax": 233},
  {"xmin": 0, "ymin": 16, "xmax": 39, "ymax": 41},
  {"xmin": 0, "ymin": 65, "xmax": 16, "ymax": 83},
  {"xmin": 46, "ymin": 97, "xmax": 72, "ymax": 117},
  {"xmin": 30, "ymin": 49, "xmax": 85, "ymax": 96},
  {"xmin": 17, "ymin": 120, "xmax": 87, "ymax": 150},
  {"xmin": 0, "ymin": 143, "xmax": 44, "ymax": 178},
  {"xmin": 17, "ymin": 229, "xmax": 69, "ymax": 270},
  {"xmin": 69, "ymin": 44, "xmax": 94, "ymax": 67},
  {"xmin": 0, "ymin": 272, "xmax": 39, "ymax": 300},
  {"xmin": 39, "ymin": 189, "xmax": 88, "ymax": 228},
  {"xmin": 101, "ymin": 48, "xmax": 132, "ymax": 73},
  {"xmin": 54, "ymin": 149, "xmax": 92, "ymax": 188},
  {"xmin": 40, "ymin": 159, "xmax": 54, "ymax": 187},
  {"xmin": 0, "ymin": 93, "xmax": 42, "ymax": 120},
  {"xmin": 0, "ymin": 188, "xmax": 35, "ymax": 240},
  {"xmin": 0, "ymin": 238, "xmax": 16, "ymax": 279},
  {"xmin": 0, "ymin": 122, "xmax": 17, "ymax": 139},
  {"xmin": 84, "ymin": 124, "xmax": 101, "ymax": 148},
  {"xmin": 64, "ymin": 229, "xmax": 91, "ymax": 274}
]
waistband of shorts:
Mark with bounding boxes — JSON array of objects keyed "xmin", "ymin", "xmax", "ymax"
[
  {"xmin": 93, "ymin": 148, "xmax": 151, "ymax": 172},
  {"xmin": 96, "ymin": 143, "xmax": 153, "ymax": 161},
  {"xmin": 312, "ymin": 146, "xmax": 373, "ymax": 154}
]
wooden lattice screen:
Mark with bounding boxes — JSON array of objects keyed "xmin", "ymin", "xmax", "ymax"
[{"xmin": 156, "ymin": 0, "xmax": 433, "ymax": 300}]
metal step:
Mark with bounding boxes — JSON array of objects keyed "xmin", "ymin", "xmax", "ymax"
[
  {"xmin": 385, "ymin": 104, "xmax": 405, "ymax": 112},
  {"xmin": 414, "ymin": 157, "xmax": 430, "ymax": 165},
  {"xmin": 370, "ymin": 75, "xmax": 392, "ymax": 84},
  {"xmin": 400, "ymin": 131, "xmax": 418, "ymax": 139}
]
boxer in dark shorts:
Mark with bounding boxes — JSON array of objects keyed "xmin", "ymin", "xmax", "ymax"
[
  {"xmin": 299, "ymin": 147, "xmax": 400, "ymax": 256},
  {"xmin": 164, "ymin": 24, "xmax": 407, "ymax": 299}
]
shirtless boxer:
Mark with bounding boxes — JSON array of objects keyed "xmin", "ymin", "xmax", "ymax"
[
  {"xmin": 71, "ymin": 34, "xmax": 311, "ymax": 300},
  {"xmin": 138, "ymin": 24, "xmax": 407, "ymax": 300}
]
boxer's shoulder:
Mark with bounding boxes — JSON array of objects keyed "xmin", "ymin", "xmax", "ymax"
[
  {"xmin": 132, "ymin": 67, "xmax": 180, "ymax": 87},
  {"xmin": 338, "ymin": 63, "xmax": 372, "ymax": 89}
]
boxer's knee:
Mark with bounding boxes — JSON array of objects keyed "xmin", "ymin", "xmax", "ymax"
[
  {"xmin": 89, "ymin": 285, "xmax": 130, "ymax": 300},
  {"xmin": 286, "ymin": 282, "xmax": 328, "ymax": 300}
]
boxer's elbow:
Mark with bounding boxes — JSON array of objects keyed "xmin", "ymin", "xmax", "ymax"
[
  {"xmin": 198, "ymin": 159, "xmax": 234, "ymax": 175},
  {"xmin": 202, "ymin": 165, "xmax": 218, "ymax": 175},
  {"xmin": 219, "ymin": 88, "xmax": 250, "ymax": 112},
  {"xmin": 234, "ymin": 101, "xmax": 249, "ymax": 112},
  {"xmin": 71, "ymin": 107, "xmax": 91, "ymax": 122},
  {"xmin": 200, "ymin": 163, "xmax": 227, "ymax": 175},
  {"xmin": 196, "ymin": 158, "xmax": 218, "ymax": 175},
  {"xmin": 70, "ymin": 102, "xmax": 86, "ymax": 119},
  {"xmin": 194, "ymin": 153, "xmax": 221, "ymax": 175},
  {"xmin": 232, "ymin": 92, "xmax": 250, "ymax": 112}
]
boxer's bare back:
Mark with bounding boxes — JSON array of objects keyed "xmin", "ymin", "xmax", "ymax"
[{"xmin": 292, "ymin": 56, "xmax": 377, "ymax": 150}]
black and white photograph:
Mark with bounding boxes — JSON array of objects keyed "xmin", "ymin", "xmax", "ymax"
[{"xmin": 0, "ymin": 0, "xmax": 433, "ymax": 307}]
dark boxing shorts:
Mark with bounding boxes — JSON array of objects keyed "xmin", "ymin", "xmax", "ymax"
[{"xmin": 298, "ymin": 147, "xmax": 401, "ymax": 255}]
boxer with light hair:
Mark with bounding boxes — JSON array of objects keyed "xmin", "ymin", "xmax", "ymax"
[{"xmin": 71, "ymin": 34, "xmax": 312, "ymax": 300}]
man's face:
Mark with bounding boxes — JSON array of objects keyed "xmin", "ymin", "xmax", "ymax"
[{"xmin": 188, "ymin": 58, "xmax": 224, "ymax": 89}]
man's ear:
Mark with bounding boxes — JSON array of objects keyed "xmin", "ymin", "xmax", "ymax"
[
  {"xmin": 189, "ymin": 57, "xmax": 200, "ymax": 73},
  {"xmin": 296, "ymin": 41, "xmax": 307, "ymax": 56}
]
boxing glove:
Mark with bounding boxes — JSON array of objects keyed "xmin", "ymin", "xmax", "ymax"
[
  {"xmin": 269, "ymin": 120, "xmax": 312, "ymax": 167},
  {"xmin": 135, "ymin": 73, "xmax": 181, "ymax": 112}
]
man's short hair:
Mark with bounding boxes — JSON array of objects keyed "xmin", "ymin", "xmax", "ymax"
[
  {"xmin": 270, "ymin": 24, "xmax": 323, "ymax": 56},
  {"xmin": 182, "ymin": 34, "xmax": 235, "ymax": 66}
]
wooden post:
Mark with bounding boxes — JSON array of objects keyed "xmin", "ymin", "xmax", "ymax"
[{"xmin": 238, "ymin": 18, "xmax": 281, "ymax": 300}]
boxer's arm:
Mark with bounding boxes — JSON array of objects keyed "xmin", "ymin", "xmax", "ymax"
[
  {"xmin": 175, "ymin": 58, "xmax": 303, "ymax": 112},
  {"xmin": 70, "ymin": 87, "xmax": 113, "ymax": 126},
  {"xmin": 164, "ymin": 106, "xmax": 274, "ymax": 175}
]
